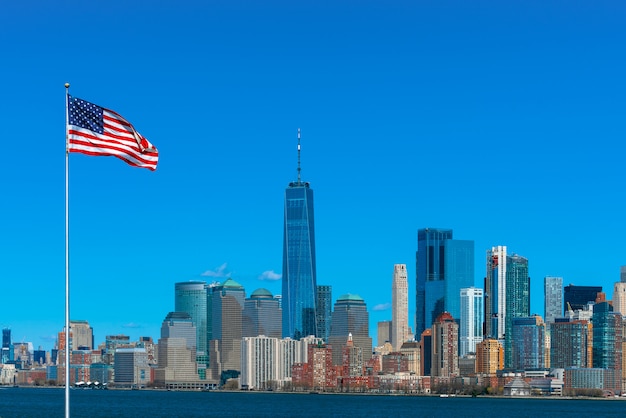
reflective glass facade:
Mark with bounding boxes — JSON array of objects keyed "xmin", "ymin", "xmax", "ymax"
[
  {"xmin": 282, "ymin": 183, "xmax": 317, "ymax": 339},
  {"xmin": 316, "ymin": 285, "xmax": 332, "ymax": 342},
  {"xmin": 460, "ymin": 287, "xmax": 484, "ymax": 356},
  {"xmin": 511, "ymin": 316, "xmax": 544, "ymax": 371},
  {"xmin": 504, "ymin": 254, "xmax": 530, "ymax": 368},
  {"xmin": 175, "ymin": 281, "xmax": 208, "ymax": 355},
  {"xmin": 544, "ymin": 276, "xmax": 563, "ymax": 327},
  {"xmin": 415, "ymin": 228, "xmax": 474, "ymax": 337}
]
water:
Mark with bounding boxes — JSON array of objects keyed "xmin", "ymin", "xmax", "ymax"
[{"xmin": 0, "ymin": 388, "xmax": 625, "ymax": 418}]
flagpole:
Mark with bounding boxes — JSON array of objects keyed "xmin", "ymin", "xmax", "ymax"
[{"xmin": 64, "ymin": 82, "xmax": 70, "ymax": 418}]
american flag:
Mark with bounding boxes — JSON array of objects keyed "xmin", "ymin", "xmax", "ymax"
[{"xmin": 67, "ymin": 95, "xmax": 158, "ymax": 171}]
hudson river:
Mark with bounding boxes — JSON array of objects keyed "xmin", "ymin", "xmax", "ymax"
[{"xmin": 1, "ymin": 388, "xmax": 625, "ymax": 418}]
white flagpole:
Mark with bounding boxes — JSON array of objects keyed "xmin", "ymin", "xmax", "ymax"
[{"xmin": 64, "ymin": 82, "xmax": 71, "ymax": 418}]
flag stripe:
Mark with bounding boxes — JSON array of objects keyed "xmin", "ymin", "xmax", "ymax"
[{"xmin": 67, "ymin": 95, "xmax": 158, "ymax": 171}]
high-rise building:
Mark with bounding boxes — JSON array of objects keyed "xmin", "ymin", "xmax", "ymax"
[
  {"xmin": 592, "ymin": 301, "xmax": 623, "ymax": 392},
  {"xmin": 1, "ymin": 328, "xmax": 12, "ymax": 364},
  {"xmin": 484, "ymin": 247, "xmax": 530, "ymax": 368},
  {"xmin": 460, "ymin": 287, "xmax": 483, "ymax": 357},
  {"xmin": 315, "ymin": 285, "xmax": 332, "ymax": 342},
  {"xmin": 341, "ymin": 334, "xmax": 364, "ymax": 377},
  {"xmin": 282, "ymin": 129, "xmax": 318, "ymax": 340},
  {"xmin": 550, "ymin": 318, "xmax": 591, "ymax": 369},
  {"xmin": 377, "ymin": 321, "xmax": 392, "ymax": 347},
  {"xmin": 485, "ymin": 246, "xmax": 507, "ymax": 340},
  {"xmin": 175, "ymin": 281, "xmax": 208, "ymax": 356},
  {"xmin": 511, "ymin": 316, "xmax": 545, "ymax": 371},
  {"xmin": 612, "ymin": 282, "xmax": 626, "ymax": 316},
  {"xmin": 392, "ymin": 264, "xmax": 409, "ymax": 351},
  {"xmin": 70, "ymin": 320, "xmax": 94, "ymax": 350},
  {"xmin": 154, "ymin": 312, "xmax": 202, "ymax": 389},
  {"xmin": 475, "ymin": 338, "xmax": 503, "ymax": 375},
  {"xmin": 544, "ymin": 276, "xmax": 563, "ymax": 327},
  {"xmin": 211, "ymin": 278, "xmax": 246, "ymax": 375},
  {"xmin": 240, "ymin": 336, "xmax": 279, "ymax": 390},
  {"xmin": 564, "ymin": 285, "xmax": 602, "ymax": 313},
  {"xmin": 431, "ymin": 312, "xmax": 459, "ymax": 377},
  {"xmin": 621, "ymin": 266, "xmax": 626, "ymax": 283},
  {"xmin": 160, "ymin": 312, "xmax": 197, "ymax": 352},
  {"xmin": 114, "ymin": 348, "xmax": 150, "ymax": 388},
  {"xmin": 243, "ymin": 288, "xmax": 282, "ymax": 338},
  {"xmin": 415, "ymin": 228, "xmax": 474, "ymax": 338},
  {"xmin": 592, "ymin": 302, "xmax": 623, "ymax": 369},
  {"xmin": 328, "ymin": 294, "xmax": 372, "ymax": 366}
]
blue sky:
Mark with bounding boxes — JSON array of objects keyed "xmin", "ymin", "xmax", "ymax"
[{"xmin": 1, "ymin": 1, "xmax": 625, "ymax": 351}]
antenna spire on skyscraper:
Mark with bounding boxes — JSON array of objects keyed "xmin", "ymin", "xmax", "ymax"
[{"xmin": 297, "ymin": 128, "xmax": 301, "ymax": 185}]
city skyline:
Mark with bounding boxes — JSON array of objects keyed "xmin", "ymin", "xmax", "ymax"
[{"xmin": 2, "ymin": 2, "xmax": 626, "ymax": 352}]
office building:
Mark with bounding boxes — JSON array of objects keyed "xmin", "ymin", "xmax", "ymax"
[
  {"xmin": 592, "ymin": 301, "xmax": 622, "ymax": 391},
  {"xmin": 484, "ymin": 247, "xmax": 530, "ymax": 368},
  {"xmin": 550, "ymin": 318, "xmax": 591, "ymax": 369},
  {"xmin": 621, "ymin": 266, "xmax": 626, "ymax": 283},
  {"xmin": 160, "ymin": 312, "xmax": 197, "ymax": 353},
  {"xmin": 392, "ymin": 264, "xmax": 409, "ymax": 351},
  {"xmin": 282, "ymin": 129, "xmax": 318, "ymax": 339},
  {"xmin": 1, "ymin": 328, "xmax": 12, "ymax": 364},
  {"xmin": 328, "ymin": 294, "xmax": 372, "ymax": 366},
  {"xmin": 69, "ymin": 320, "xmax": 94, "ymax": 350},
  {"xmin": 114, "ymin": 348, "xmax": 150, "ymax": 388},
  {"xmin": 544, "ymin": 276, "xmax": 563, "ymax": 327},
  {"xmin": 511, "ymin": 316, "xmax": 545, "ymax": 371},
  {"xmin": 564, "ymin": 285, "xmax": 602, "ymax": 313},
  {"xmin": 316, "ymin": 285, "xmax": 332, "ymax": 342},
  {"xmin": 431, "ymin": 312, "xmax": 459, "ymax": 377},
  {"xmin": 243, "ymin": 288, "xmax": 282, "ymax": 338},
  {"xmin": 415, "ymin": 228, "xmax": 474, "ymax": 337},
  {"xmin": 612, "ymin": 282, "xmax": 626, "ymax": 316},
  {"xmin": 175, "ymin": 280, "xmax": 209, "ymax": 378},
  {"xmin": 211, "ymin": 278, "xmax": 245, "ymax": 375},
  {"xmin": 377, "ymin": 320, "xmax": 392, "ymax": 347},
  {"xmin": 460, "ymin": 287, "xmax": 483, "ymax": 357}
]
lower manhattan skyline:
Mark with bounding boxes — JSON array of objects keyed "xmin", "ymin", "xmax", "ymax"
[{"xmin": 2, "ymin": 1, "xmax": 626, "ymax": 353}]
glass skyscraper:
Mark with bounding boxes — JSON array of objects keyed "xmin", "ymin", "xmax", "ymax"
[
  {"xmin": 460, "ymin": 287, "xmax": 484, "ymax": 357},
  {"xmin": 484, "ymin": 247, "xmax": 530, "ymax": 368},
  {"xmin": 415, "ymin": 228, "xmax": 474, "ymax": 338},
  {"xmin": 544, "ymin": 276, "xmax": 563, "ymax": 327},
  {"xmin": 511, "ymin": 316, "xmax": 545, "ymax": 371},
  {"xmin": 175, "ymin": 281, "xmax": 209, "ymax": 379},
  {"xmin": 282, "ymin": 129, "xmax": 318, "ymax": 339},
  {"xmin": 316, "ymin": 285, "xmax": 332, "ymax": 342},
  {"xmin": 327, "ymin": 294, "xmax": 372, "ymax": 366}
]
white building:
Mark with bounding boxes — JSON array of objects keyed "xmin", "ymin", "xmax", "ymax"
[
  {"xmin": 392, "ymin": 264, "xmax": 409, "ymax": 351},
  {"xmin": 460, "ymin": 287, "xmax": 483, "ymax": 356}
]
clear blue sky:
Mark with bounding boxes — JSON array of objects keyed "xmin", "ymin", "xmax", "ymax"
[{"xmin": 1, "ymin": 1, "xmax": 625, "ymax": 351}]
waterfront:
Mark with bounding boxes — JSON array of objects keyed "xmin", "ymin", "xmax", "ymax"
[{"xmin": 0, "ymin": 388, "xmax": 625, "ymax": 418}]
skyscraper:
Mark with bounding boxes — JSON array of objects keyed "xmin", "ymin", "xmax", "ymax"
[
  {"xmin": 415, "ymin": 228, "xmax": 474, "ymax": 338},
  {"xmin": 211, "ymin": 278, "xmax": 246, "ymax": 374},
  {"xmin": 460, "ymin": 287, "xmax": 484, "ymax": 356},
  {"xmin": 563, "ymin": 285, "xmax": 602, "ymax": 313},
  {"xmin": 544, "ymin": 276, "xmax": 563, "ymax": 327},
  {"xmin": 612, "ymin": 282, "xmax": 626, "ymax": 316},
  {"xmin": 550, "ymin": 318, "xmax": 590, "ymax": 369},
  {"xmin": 592, "ymin": 301, "xmax": 623, "ymax": 392},
  {"xmin": 392, "ymin": 264, "xmax": 409, "ymax": 351},
  {"xmin": 328, "ymin": 294, "xmax": 372, "ymax": 366},
  {"xmin": 242, "ymin": 288, "xmax": 282, "ymax": 338},
  {"xmin": 484, "ymin": 246, "xmax": 507, "ymax": 340},
  {"xmin": 315, "ymin": 285, "xmax": 332, "ymax": 342},
  {"xmin": 175, "ymin": 281, "xmax": 209, "ymax": 379},
  {"xmin": 431, "ymin": 312, "xmax": 459, "ymax": 377},
  {"xmin": 282, "ymin": 129, "xmax": 318, "ymax": 339},
  {"xmin": 484, "ymin": 247, "xmax": 530, "ymax": 368},
  {"xmin": 511, "ymin": 316, "xmax": 545, "ymax": 371},
  {"xmin": 175, "ymin": 281, "xmax": 208, "ymax": 357}
]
